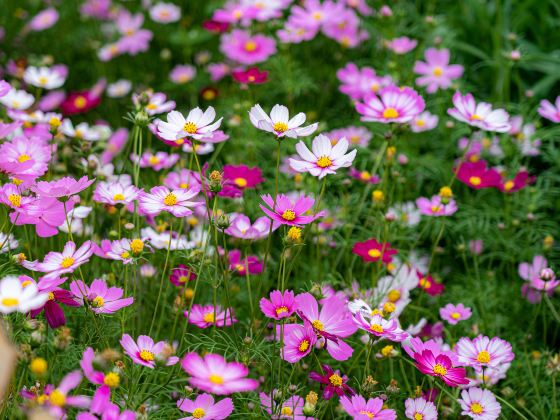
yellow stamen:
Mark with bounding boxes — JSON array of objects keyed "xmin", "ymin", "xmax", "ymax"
[
  {"xmin": 92, "ymin": 296, "xmax": 104, "ymax": 307},
  {"xmin": 139, "ymin": 349, "xmax": 154, "ymax": 362},
  {"xmin": 74, "ymin": 96, "xmax": 87, "ymax": 109},
  {"xmin": 60, "ymin": 257, "xmax": 75, "ymax": 268},
  {"xmin": 432, "ymin": 67, "xmax": 443, "ymax": 77},
  {"xmin": 367, "ymin": 249, "xmax": 381, "ymax": 259},
  {"xmin": 298, "ymin": 340, "xmax": 310, "ymax": 352},
  {"xmin": 113, "ymin": 193, "xmax": 125, "ymax": 201},
  {"xmin": 312, "ymin": 319, "xmax": 324, "ymax": 331},
  {"xmin": 130, "ymin": 239, "xmax": 144, "ymax": 254},
  {"xmin": 209, "ymin": 374, "xmax": 224, "ymax": 385},
  {"xmin": 193, "ymin": 408, "xmax": 206, "ymax": 419},
  {"xmin": 8, "ymin": 194, "xmax": 21, "ymax": 208},
  {"xmin": 329, "ymin": 374, "xmax": 343, "ymax": 387},
  {"xmin": 244, "ymin": 40, "xmax": 257, "ymax": 52},
  {"xmin": 281, "ymin": 407, "xmax": 293, "ymax": 416},
  {"xmin": 18, "ymin": 154, "xmax": 31, "ymax": 163},
  {"xmin": 470, "ymin": 402, "xmax": 484, "ymax": 414},
  {"xmin": 275, "ymin": 306, "xmax": 288, "ymax": 316},
  {"xmin": 470, "ymin": 114, "xmax": 482, "ymax": 121},
  {"xmin": 234, "ymin": 178, "xmax": 247, "ymax": 188},
  {"xmin": 203, "ymin": 312, "xmax": 215, "ymax": 323},
  {"xmin": 183, "ymin": 122, "xmax": 197, "ymax": 134},
  {"xmin": 103, "ymin": 372, "xmax": 120, "ymax": 387},
  {"xmin": 273, "ymin": 122, "xmax": 288, "ymax": 133},
  {"xmin": 469, "ymin": 176, "xmax": 482, "ymax": 186},
  {"xmin": 450, "ymin": 312, "xmax": 461, "ymax": 319},
  {"xmin": 49, "ymin": 389, "xmax": 66, "ymax": 407},
  {"xmin": 433, "ymin": 364, "xmax": 447, "ymax": 376},
  {"xmin": 316, "ymin": 156, "xmax": 332, "ymax": 168},
  {"xmin": 281, "ymin": 209, "xmax": 296, "ymax": 221},
  {"xmin": 476, "ymin": 350, "xmax": 491, "ymax": 364},
  {"xmin": 383, "ymin": 107, "xmax": 399, "ymax": 119},
  {"xmin": 387, "ymin": 289, "xmax": 401, "ymax": 303},
  {"xmin": 163, "ymin": 193, "xmax": 177, "ymax": 206},
  {"xmin": 2, "ymin": 297, "xmax": 19, "ymax": 307},
  {"xmin": 370, "ymin": 323, "xmax": 384, "ymax": 333}
]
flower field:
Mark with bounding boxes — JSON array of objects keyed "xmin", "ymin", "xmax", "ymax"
[{"xmin": 1, "ymin": 1, "xmax": 560, "ymax": 419}]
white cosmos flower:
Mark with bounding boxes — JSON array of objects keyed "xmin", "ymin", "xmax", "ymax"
[
  {"xmin": 156, "ymin": 107, "xmax": 222, "ymax": 142},
  {"xmin": 107, "ymin": 79, "xmax": 132, "ymax": 98},
  {"xmin": 0, "ymin": 276, "xmax": 49, "ymax": 314},
  {"xmin": 249, "ymin": 104, "xmax": 318, "ymax": 138},
  {"xmin": 0, "ymin": 88, "xmax": 35, "ymax": 110},
  {"xmin": 61, "ymin": 120, "xmax": 101, "ymax": 141},
  {"xmin": 23, "ymin": 66, "xmax": 66, "ymax": 89}
]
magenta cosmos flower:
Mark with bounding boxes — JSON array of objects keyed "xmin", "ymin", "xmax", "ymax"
[
  {"xmin": 184, "ymin": 304, "xmax": 237, "ymax": 329},
  {"xmin": 352, "ymin": 238, "xmax": 397, "ymax": 265},
  {"xmin": 356, "ymin": 85, "xmax": 425, "ymax": 124},
  {"xmin": 220, "ymin": 30, "xmax": 277, "ymax": 65},
  {"xmin": 23, "ymin": 241, "xmax": 93, "ymax": 281},
  {"xmin": 458, "ymin": 387, "xmax": 501, "ymax": 420},
  {"xmin": 341, "ymin": 395, "xmax": 397, "ymax": 419},
  {"xmin": 225, "ymin": 213, "xmax": 278, "ymax": 240},
  {"xmin": 413, "ymin": 349, "xmax": 469, "ymax": 387},
  {"xmin": 0, "ymin": 135, "xmax": 51, "ymax": 183},
  {"xmin": 181, "ymin": 352, "xmax": 259, "ymax": 395},
  {"xmin": 294, "ymin": 293, "xmax": 357, "ymax": 361},
  {"xmin": 337, "ymin": 62, "xmax": 393, "ymax": 101},
  {"xmin": 455, "ymin": 335, "xmax": 514, "ymax": 368},
  {"xmin": 139, "ymin": 186, "xmax": 202, "ymax": 218},
  {"xmin": 228, "ymin": 249, "xmax": 263, "ymax": 276},
  {"xmin": 416, "ymin": 195, "xmax": 458, "ymax": 217},
  {"xmin": 249, "ymin": 103, "xmax": 318, "ymax": 139},
  {"xmin": 439, "ymin": 303, "xmax": 472, "ymax": 325},
  {"xmin": 538, "ymin": 95, "xmax": 560, "ymax": 123},
  {"xmin": 455, "ymin": 160, "xmax": 501, "ymax": 190},
  {"xmin": 221, "ymin": 164, "xmax": 264, "ymax": 197},
  {"xmin": 169, "ymin": 264, "xmax": 197, "ymax": 286},
  {"xmin": 28, "ymin": 276, "xmax": 80, "ymax": 328},
  {"xmin": 120, "ymin": 334, "xmax": 178, "ymax": 368},
  {"xmin": 260, "ymin": 392, "xmax": 308, "ymax": 419},
  {"xmin": 232, "ymin": 67, "xmax": 268, "ymax": 84},
  {"xmin": 43, "ymin": 371, "xmax": 90, "ymax": 418},
  {"xmin": 279, "ymin": 321, "xmax": 317, "ymax": 363},
  {"xmin": 352, "ymin": 312, "xmax": 408, "ymax": 342},
  {"xmin": 164, "ymin": 169, "xmax": 201, "ymax": 191},
  {"xmin": 448, "ymin": 92, "xmax": 511, "ymax": 132},
  {"xmin": 156, "ymin": 107, "xmax": 222, "ymax": 143},
  {"xmin": 309, "ymin": 365, "xmax": 355, "ymax": 400},
  {"xmin": 10, "ymin": 196, "xmax": 70, "ymax": 237},
  {"xmin": 78, "ymin": 385, "xmax": 135, "ymax": 420},
  {"xmin": 289, "ymin": 134, "xmax": 357, "ymax": 179},
  {"xmin": 414, "ymin": 48, "xmax": 464, "ymax": 93},
  {"xmin": 177, "ymin": 393, "xmax": 233, "ymax": 420},
  {"xmin": 405, "ymin": 397, "xmax": 438, "ymax": 420},
  {"xmin": 80, "ymin": 347, "xmax": 122, "ymax": 390},
  {"xmin": 260, "ymin": 193, "xmax": 324, "ymax": 227},
  {"xmin": 69, "ymin": 278, "xmax": 133, "ymax": 314},
  {"xmin": 259, "ymin": 289, "xmax": 296, "ymax": 320},
  {"xmin": 32, "ymin": 176, "xmax": 95, "ymax": 199}
]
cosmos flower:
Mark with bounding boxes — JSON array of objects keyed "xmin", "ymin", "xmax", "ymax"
[
  {"xmin": 458, "ymin": 387, "xmax": 501, "ymax": 420},
  {"xmin": 180, "ymin": 352, "xmax": 259, "ymax": 395},
  {"xmin": 309, "ymin": 365, "xmax": 355, "ymax": 400},
  {"xmin": 289, "ymin": 134, "xmax": 357, "ymax": 179},
  {"xmin": 61, "ymin": 80, "xmax": 105, "ymax": 115},
  {"xmin": 149, "ymin": 2, "xmax": 181, "ymax": 23},
  {"xmin": 278, "ymin": 321, "xmax": 317, "ymax": 363},
  {"xmin": 538, "ymin": 95, "xmax": 560, "ymax": 123},
  {"xmin": 93, "ymin": 181, "xmax": 140, "ymax": 206},
  {"xmin": 404, "ymin": 397, "xmax": 438, "ymax": 420},
  {"xmin": 23, "ymin": 66, "xmax": 65, "ymax": 89},
  {"xmin": 11, "ymin": 196, "xmax": 71, "ymax": 237},
  {"xmin": 80, "ymin": 347, "xmax": 122, "ymax": 392},
  {"xmin": 0, "ymin": 88, "xmax": 35, "ymax": 110},
  {"xmin": 27, "ymin": 276, "xmax": 79, "ymax": 328},
  {"xmin": 498, "ymin": 170, "xmax": 534, "ymax": 193},
  {"xmin": 184, "ymin": 304, "xmax": 237, "ymax": 329},
  {"xmin": 132, "ymin": 151, "xmax": 180, "ymax": 170},
  {"xmin": 28, "ymin": 8, "xmax": 59, "ymax": 31},
  {"xmin": 413, "ymin": 349, "xmax": 469, "ymax": 387},
  {"xmin": 169, "ymin": 64, "xmax": 197, "ymax": 84},
  {"xmin": 70, "ymin": 278, "xmax": 134, "ymax": 314},
  {"xmin": 259, "ymin": 392, "xmax": 308, "ymax": 419},
  {"xmin": 455, "ymin": 161, "xmax": 501, "ymax": 190},
  {"xmin": 156, "ymin": 108, "xmax": 223, "ymax": 142},
  {"xmin": 169, "ymin": 264, "xmax": 197, "ymax": 286},
  {"xmin": 23, "ymin": 241, "xmax": 93, "ymax": 280},
  {"xmin": 232, "ymin": 67, "xmax": 268, "ymax": 84},
  {"xmin": 164, "ymin": 169, "xmax": 201, "ymax": 191},
  {"xmin": 225, "ymin": 213, "xmax": 278, "ymax": 240},
  {"xmin": 448, "ymin": 92, "xmax": 511, "ymax": 132},
  {"xmin": 61, "ymin": 120, "xmax": 101, "ymax": 141},
  {"xmin": 107, "ymin": 79, "xmax": 132, "ymax": 98},
  {"xmin": 260, "ymin": 290, "xmax": 296, "ymax": 320},
  {"xmin": 416, "ymin": 195, "xmax": 458, "ymax": 217},
  {"xmin": 228, "ymin": 249, "xmax": 263, "ymax": 275},
  {"xmin": 356, "ymin": 85, "xmax": 425, "ymax": 124},
  {"xmin": 386, "ymin": 36, "xmax": 417, "ymax": 54},
  {"xmin": 220, "ymin": 30, "xmax": 277, "ymax": 65},
  {"xmin": 221, "ymin": 164, "xmax": 264, "ymax": 197},
  {"xmin": 349, "ymin": 168, "xmax": 380, "ymax": 184},
  {"xmin": 78, "ymin": 384, "xmax": 135, "ymax": 420},
  {"xmin": 410, "ymin": 111, "xmax": 439, "ymax": 132},
  {"xmin": 0, "ymin": 135, "xmax": 51, "ymax": 182},
  {"xmin": 32, "ymin": 176, "xmax": 95, "ymax": 198},
  {"xmin": 120, "ymin": 334, "xmax": 178, "ymax": 368},
  {"xmin": 341, "ymin": 395, "xmax": 397, "ymax": 419},
  {"xmin": 133, "ymin": 91, "xmax": 175, "ymax": 116},
  {"xmin": 352, "ymin": 312, "xmax": 409, "ymax": 342},
  {"xmin": 0, "ymin": 275, "xmax": 49, "ymax": 314},
  {"xmin": 439, "ymin": 303, "xmax": 472, "ymax": 325},
  {"xmin": 414, "ymin": 48, "xmax": 464, "ymax": 93},
  {"xmin": 260, "ymin": 193, "xmax": 325, "ymax": 227},
  {"xmin": 43, "ymin": 371, "xmax": 90, "ymax": 418},
  {"xmin": 337, "ymin": 63, "xmax": 394, "ymax": 100},
  {"xmin": 177, "ymin": 393, "xmax": 233, "ymax": 420},
  {"xmin": 455, "ymin": 335, "xmax": 514, "ymax": 368},
  {"xmin": 352, "ymin": 239, "xmax": 398, "ymax": 264},
  {"xmin": 249, "ymin": 104, "xmax": 318, "ymax": 138},
  {"xmin": 138, "ymin": 186, "xmax": 203, "ymax": 217}
]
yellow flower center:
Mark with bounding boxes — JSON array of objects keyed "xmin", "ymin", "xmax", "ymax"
[
  {"xmin": 433, "ymin": 363, "xmax": 447, "ymax": 376},
  {"xmin": 18, "ymin": 154, "xmax": 31, "ymax": 163},
  {"xmin": 431, "ymin": 205, "xmax": 441, "ymax": 213},
  {"xmin": 359, "ymin": 411, "xmax": 375, "ymax": 419},
  {"xmin": 383, "ymin": 302, "xmax": 395, "ymax": 313},
  {"xmin": 148, "ymin": 155, "xmax": 160, "ymax": 165},
  {"xmin": 92, "ymin": 296, "xmax": 104, "ymax": 307},
  {"xmin": 372, "ymin": 190, "xmax": 384, "ymax": 201},
  {"xmin": 273, "ymin": 122, "xmax": 288, "ymax": 133},
  {"xmin": 139, "ymin": 349, "xmax": 155, "ymax": 362},
  {"xmin": 38, "ymin": 76, "xmax": 48, "ymax": 85},
  {"xmin": 432, "ymin": 67, "xmax": 443, "ymax": 77},
  {"xmin": 383, "ymin": 107, "xmax": 399, "ymax": 119},
  {"xmin": 415, "ymin": 119, "xmax": 425, "ymax": 127},
  {"xmin": 2, "ymin": 297, "xmax": 19, "ymax": 307},
  {"xmin": 275, "ymin": 306, "xmax": 288, "ymax": 316},
  {"xmin": 504, "ymin": 180, "xmax": 514, "ymax": 191},
  {"xmin": 414, "ymin": 413, "xmax": 424, "ymax": 420},
  {"xmin": 8, "ymin": 194, "xmax": 21, "ymax": 207},
  {"xmin": 439, "ymin": 186, "xmax": 453, "ymax": 198},
  {"xmin": 104, "ymin": 372, "xmax": 120, "ymax": 387},
  {"xmin": 381, "ymin": 345, "xmax": 394, "ymax": 357},
  {"xmin": 281, "ymin": 407, "xmax": 293, "ymax": 416},
  {"xmin": 193, "ymin": 408, "xmax": 206, "ymax": 419},
  {"xmin": 113, "ymin": 193, "xmax": 125, "ymax": 201},
  {"xmin": 316, "ymin": 156, "xmax": 332, "ymax": 168},
  {"xmin": 203, "ymin": 312, "xmax": 215, "ymax": 323},
  {"xmin": 234, "ymin": 177, "xmax": 248, "ymax": 188},
  {"xmin": 470, "ymin": 402, "xmax": 484, "ymax": 414},
  {"xmin": 470, "ymin": 114, "xmax": 482, "ymax": 121},
  {"xmin": 329, "ymin": 374, "xmax": 343, "ymax": 387},
  {"xmin": 130, "ymin": 239, "xmax": 144, "ymax": 254},
  {"xmin": 367, "ymin": 249, "xmax": 381, "ymax": 259},
  {"xmin": 163, "ymin": 193, "xmax": 178, "ymax": 206},
  {"xmin": 312, "ymin": 319, "xmax": 324, "ymax": 331},
  {"xmin": 21, "ymin": 280, "xmax": 32, "ymax": 288},
  {"xmin": 146, "ymin": 103, "xmax": 158, "ymax": 110},
  {"xmin": 74, "ymin": 96, "xmax": 87, "ymax": 109},
  {"xmin": 469, "ymin": 176, "xmax": 482, "ymax": 186},
  {"xmin": 183, "ymin": 122, "xmax": 198, "ymax": 134},
  {"xmin": 60, "ymin": 257, "xmax": 75, "ymax": 268},
  {"xmin": 370, "ymin": 82, "xmax": 380, "ymax": 92},
  {"xmin": 359, "ymin": 171, "xmax": 371, "ymax": 180},
  {"xmin": 48, "ymin": 292, "xmax": 55, "ymax": 301},
  {"xmin": 476, "ymin": 350, "xmax": 491, "ymax": 364},
  {"xmin": 451, "ymin": 312, "xmax": 461, "ymax": 319},
  {"xmin": 209, "ymin": 374, "xmax": 224, "ymax": 385},
  {"xmin": 298, "ymin": 339, "xmax": 310, "ymax": 352},
  {"xmin": 120, "ymin": 251, "xmax": 130, "ymax": 259},
  {"xmin": 30, "ymin": 358, "xmax": 48, "ymax": 375},
  {"xmin": 49, "ymin": 389, "xmax": 66, "ymax": 407},
  {"xmin": 179, "ymin": 275, "xmax": 189, "ymax": 284},
  {"xmin": 244, "ymin": 40, "xmax": 257, "ymax": 52},
  {"xmin": 387, "ymin": 289, "xmax": 401, "ymax": 302},
  {"xmin": 312, "ymin": 11, "xmax": 322, "ymax": 20},
  {"xmin": 281, "ymin": 209, "xmax": 296, "ymax": 221},
  {"xmin": 287, "ymin": 227, "xmax": 302, "ymax": 241},
  {"xmin": 179, "ymin": 183, "xmax": 189, "ymax": 189},
  {"xmin": 370, "ymin": 323, "xmax": 384, "ymax": 333}
]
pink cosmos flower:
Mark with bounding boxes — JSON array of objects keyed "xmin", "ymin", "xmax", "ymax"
[
  {"xmin": 29, "ymin": 8, "xmax": 59, "ymax": 31},
  {"xmin": 386, "ymin": 36, "xmax": 417, "ymax": 54},
  {"xmin": 349, "ymin": 167, "xmax": 380, "ymax": 184},
  {"xmin": 519, "ymin": 257, "xmax": 558, "ymax": 303},
  {"xmin": 77, "ymin": 385, "xmax": 135, "ymax": 420},
  {"xmin": 352, "ymin": 238, "xmax": 397, "ymax": 264},
  {"xmin": 43, "ymin": 371, "xmax": 90, "ymax": 418},
  {"xmin": 23, "ymin": 241, "xmax": 93, "ymax": 280},
  {"xmin": 102, "ymin": 128, "xmax": 129, "ymax": 164},
  {"xmin": 0, "ymin": 183, "xmax": 33, "ymax": 210},
  {"xmin": 221, "ymin": 164, "xmax": 264, "ymax": 197},
  {"xmin": 260, "ymin": 194, "xmax": 325, "ymax": 227},
  {"xmin": 212, "ymin": 1, "xmax": 258, "ymax": 26},
  {"xmin": 156, "ymin": 107, "xmax": 222, "ymax": 142},
  {"xmin": 80, "ymin": 347, "xmax": 120, "ymax": 388},
  {"xmin": 289, "ymin": 134, "xmax": 357, "ymax": 179},
  {"xmin": 336, "ymin": 63, "xmax": 393, "ymax": 100},
  {"xmin": 294, "ymin": 293, "xmax": 357, "ymax": 361},
  {"xmin": 260, "ymin": 290, "xmax": 296, "ymax": 320},
  {"xmin": 455, "ymin": 160, "xmax": 501, "ymax": 190},
  {"xmin": 414, "ymin": 48, "xmax": 464, "ymax": 93},
  {"xmin": 138, "ymin": 186, "xmax": 202, "ymax": 218},
  {"xmin": 220, "ymin": 30, "xmax": 277, "ymax": 65},
  {"xmin": 177, "ymin": 393, "xmax": 233, "ymax": 420},
  {"xmin": 185, "ymin": 304, "xmax": 237, "ymax": 329},
  {"xmin": 232, "ymin": 67, "xmax": 268, "ymax": 84},
  {"xmin": 326, "ymin": 126, "xmax": 372, "ymax": 148},
  {"xmin": 225, "ymin": 213, "xmax": 278, "ymax": 240},
  {"xmin": 405, "ymin": 397, "xmax": 438, "ymax": 420},
  {"xmin": 27, "ymin": 276, "xmax": 79, "ymax": 328},
  {"xmin": 416, "ymin": 195, "xmax": 458, "ymax": 217},
  {"xmin": 309, "ymin": 365, "xmax": 355, "ymax": 400},
  {"xmin": 0, "ymin": 121, "xmax": 22, "ymax": 139},
  {"xmin": 133, "ymin": 91, "xmax": 176, "ymax": 116},
  {"xmin": 0, "ymin": 80, "xmax": 10, "ymax": 97},
  {"xmin": 448, "ymin": 92, "xmax": 511, "ymax": 132},
  {"xmin": 260, "ymin": 392, "xmax": 308, "ymax": 419},
  {"xmin": 170, "ymin": 64, "xmax": 197, "ymax": 84},
  {"xmin": 410, "ymin": 111, "xmax": 439, "ymax": 132},
  {"xmin": 439, "ymin": 303, "xmax": 472, "ymax": 325},
  {"xmin": 279, "ymin": 321, "xmax": 318, "ymax": 363},
  {"xmin": 93, "ymin": 181, "xmax": 140, "ymax": 206},
  {"xmin": 354, "ymin": 312, "xmax": 408, "ymax": 342},
  {"xmin": 132, "ymin": 151, "xmax": 179, "ymax": 170},
  {"xmin": 164, "ymin": 169, "xmax": 201, "ymax": 191},
  {"xmin": 70, "ymin": 278, "xmax": 133, "ymax": 314},
  {"xmin": 509, "ymin": 116, "xmax": 541, "ymax": 156},
  {"xmin": 341, "ymin": 395, "xmax": 396, "ymax": 419},
  {"xmin": 11, "ymin": 196, "xmax": 71, "ymax": 237},
  {"xmin": 458, "ymin": 387, "xmax": 501, "ymax": 420},
  {"xmin": 498, "ymin": 170, "xmax": 534, "ymax": 193},
  {"xmin": 0, "ymin": 135, "xmax": 51, "ymax": 183},
  {"xmin": 120, "ymin": 334, "xmax": 178, "ymax": 368},
  {"xmin": 538, "ymin": 95, "xmax": 560, "ymax": 123},
  {"xmin": 413, "ymin": 349, "xmax": 469, "ymax": 387},
  {"xmin": 149, "ymin": 2, "xmax": 181, "ymax": 23},
  {"xmin": 249, "ymin": 104, "xmax": 318, "ymax": 139},
  {"xmin": 455, "ymin": 335, "xmax": 514, "ymax": 368},
  {"xmin": 356, "ymin": 86, "xmax": 425, "ymax": 124},
  {"xmin": 169, "ymin": 264, "xmax": 197, "ymax": 286},
  {"xmin": 32, "ymin": 176, "xmax": 95, "ymax": 198},
  {"xmin": 181, "ymin": 352, "xmax": 259, "ymax": 395},
  {"xmin": 228, "ymin": 249, "xmax": 263, "ymax": 275}
]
